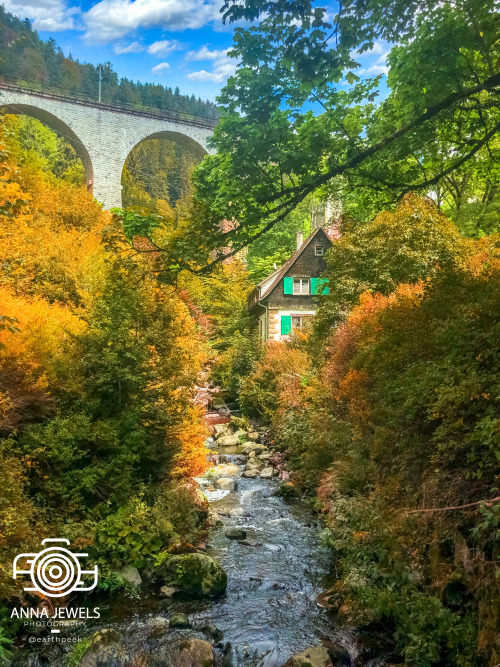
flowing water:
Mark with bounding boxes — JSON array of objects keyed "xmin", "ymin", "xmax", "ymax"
[
  {"xmin": 164, "ymin": 441, "xmax": 358, "ymax": 667},
  {"xmin": 11, "ymin": 439, "xmax": 359, "ymax": 667}
]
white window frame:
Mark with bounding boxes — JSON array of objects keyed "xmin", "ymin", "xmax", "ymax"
[
  {"xmin": 293, "ymin": 278, "xmax": 310, "ymax": 295},
  {"xmin": 315, "ymin": 245, "xmax": 324, "ymax": 256}
]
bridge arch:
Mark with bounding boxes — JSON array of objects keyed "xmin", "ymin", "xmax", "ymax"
[
  {"xmin": 0, "ymin": 102, "xmax": 94, "ymax": 191},
  {"xmin": 122, "ymin": 130, "xmax": 208, "ymax": 209},
  {"xmin": 125, "ymin": 129, "xmax": 208, "ymax": 163}
]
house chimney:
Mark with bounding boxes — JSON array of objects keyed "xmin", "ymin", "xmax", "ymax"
[{"xmin": 296, "ymin": 230, "xmax": 303, "ymax": 250}]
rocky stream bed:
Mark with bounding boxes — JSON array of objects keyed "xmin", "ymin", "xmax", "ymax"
[{"xmin": 9, "ymin": 420, "xmax": 382, "ymax": 667}]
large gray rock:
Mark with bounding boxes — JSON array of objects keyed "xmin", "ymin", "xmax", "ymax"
[
  {"xmin": 245, "ymin": 458, "xmax": 265, "ymax": 472},
  {"xmin": 160, "ymin": 553, "xmax": 227, "ymax": 597},
  {"xmin": 242, "ymin": 469, "xmax": 259, "ymax": 478},
  {"xmin": 77, "ymin": 629, "xmax": 127, "ymax": 667},
  {"xmin": 225, "ymin": 528, "xmax": 247, "ymax": 540},
  {"xmin": 118, "ymin": 565, "xmax": 142, "ymax": 587},
  {"xmin": 214, "ymin": 423, "xmax": 230, "ymax": 437},
  {"xmin": 215, "ymin": 477, "xmax": 236, "ymax": 491},
  {"xmin": 246, "ymin": 431, "xmax": 260, "ymax": 442},
  {"xmin": 260, "ymin": 466, "xmax": 275, "ymax": 479},
  {"xmin": 218, "ymin": 434, "xmax": 240, "ymax": 447},
  {"xmin": 283, "ymin": 646, "xmax": 333, "ymax": 667},
  {"xmin": 160, "ymin": 585, "xmax": 177, "ymax": 598}
]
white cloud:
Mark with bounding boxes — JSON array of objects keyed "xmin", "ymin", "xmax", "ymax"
[
  {"xmin": 83, "ymin": 0, "xmax": 222, "ymax": 43},
  {"xmin": 152, "ymin": 61, "xmax": 171, "ymax": 74},
  {"xmin": 358, "ymin": 62, "xmax": 389, "ymax": 76},
  {"xmin": 113, "ymin": 41, "xmax": 145, "ymax": 54},
  {"xmin": 356, "ymin": 40, "xmax": 390, "ymax": 76},
  {"xmin": 3, "ymin": 0, "xmax": 78, "ymax": 31},
  {"xmin": 147, "ymin": 39, "xmax": 179, "ymax": 56},
  {"xmin": 187, "ymin": 55, "xmax": 237, "ymax": 83},
  {"xmin": 187, "ymin": 45, "xmax": 230, "ymax": 61}
]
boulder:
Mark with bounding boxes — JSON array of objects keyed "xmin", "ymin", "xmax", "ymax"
[
  {"xmin": 118, "ymin": 565, "xmax": 142, "ymax": 587},
  {"xmin": 201, "ymin": 623, "xmax": 222, "ymax": 640},
  {"xmin": 225, "ymin": 528, "xmax": 247, "ymax": 540},
  {"xmin": 245, "ymin": 459, "xmax": 265, "ymax": 472},
  {"xmin": 146, "ymin": 638, "xmax": 214, "ymax": 667},
  {"xmin": 211, "ymin": 463, "xmax": 240, "ymax": 477},
  {"xmin": 206, "ymin": 510, "xmax": 223, "ymax": 527},
  {"xmin": 269, "ymin": 452, "xmax": 285, "ymax": 466},
  {"xmin": 242, "ymin": 441, "xmax": 267, "ymax": 454},
  {"xmin": 160, "ymin": 585, "xmax": 177, "ymax": 598},
  {"xmin": 258, "ymin": 452, "xmax": 271, "ymax": 461},
  {"xmin": 283, "ymin": 646, "xmax": 333, "ymax": 667},
  {"xmin": 242, "ymin": 469, "xmax": 259, "ymax": 478},
  {"xmin": 215, "ymin": 477, "xmax": 236, "ymax": 491},
  {"xmin": 214, "ymin": 423, "xmax": 230, "ymax": 437},
  {"xmin": 169, "ymin": 612, "xmax": 191, "ymax": 629},
  {"xmin": 160, "ymin": 553, "xmax": 227, "ymax": 597},
  {"xmin": 218, "ymin": 435, "xmax": 240, "ymax": 447},
  {"xmin": 78, "ymin": 629, "xmax": 127, "ymax": 667},
  {"xmin": 246, "ymin": 431, "xmax": 260, "ymax": 442},
  {"xmin": 260, "ymin": 466, "xmax": 275, "ymax": 479}
]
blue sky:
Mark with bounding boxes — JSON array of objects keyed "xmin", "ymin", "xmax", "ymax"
[{"xmin": 3, "ymin": 0, "xmax": 391, "ymax": 102}]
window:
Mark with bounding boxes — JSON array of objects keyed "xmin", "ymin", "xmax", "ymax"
[
  {"xmin": 291, "ymin": 315, "xmax": 312, "ymax": 331},
  {"xmin": 293, "ymin": 278, "xmax": 310, "ymax": 294},
  {"xmin": 315, "ymin": 245, "xmax": 324, "ymax": 256}
]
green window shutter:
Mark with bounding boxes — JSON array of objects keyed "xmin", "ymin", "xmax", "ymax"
[
  {"xmin": 281, "ymin": 315, "xmax": 292, "ymax": 335},
  {"xmin": 283, "ymin": 277, "xmax": 293, "ymax": 295},
  {"xmin": 310, "ymin": 278, "xmax": 319, "ymax": 295}
]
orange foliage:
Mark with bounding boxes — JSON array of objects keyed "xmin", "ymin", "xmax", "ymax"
[
  {"xmin": 170, "ymin": 404, "xmax": 209, "ymax": 478},
  {"xmin": 324, "ymin": 283, "xmax": 426, "ymax": 424},
  {"xmin": 0, "ymin": 286, "xmax": 86, "ymax": 430}
]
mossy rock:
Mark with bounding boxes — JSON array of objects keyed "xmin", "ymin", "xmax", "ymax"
[
  {"xmin": 74, "ymin": 629, "xmax": 127, "ymax": 667},
  {"xmin": 283, "ymin": 646, "xmax": 333, "ymax": 667},
  {"xmin": 160, "ymin": 553, "xmax": 227, "ymax": 598}
]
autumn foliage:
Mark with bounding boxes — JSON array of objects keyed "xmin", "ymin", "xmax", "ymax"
[
  {"xmin": 0, "ymin": 118, "xmax": 210, "ymax": 607},
  {"xmin": 240, "ymin": 198, "xmax": 500, "ymax": 665}
]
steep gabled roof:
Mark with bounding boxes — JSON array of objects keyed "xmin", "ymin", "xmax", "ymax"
[{"xmin": 250, "ymin": 227, "xmax": 331, "ymax": 304}]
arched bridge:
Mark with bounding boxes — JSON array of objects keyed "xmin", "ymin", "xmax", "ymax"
[{"xmin": 0, "ymin": 84, "xmax": 216, "ymax": 210}]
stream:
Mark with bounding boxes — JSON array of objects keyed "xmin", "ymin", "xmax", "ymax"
[
  {"xmin": 11, "ymin": 428, "xmax": 361, "ymax": 667},
  {"xmin": 178, "ymin": 441, "xmax": 358, "ymax": 667}
]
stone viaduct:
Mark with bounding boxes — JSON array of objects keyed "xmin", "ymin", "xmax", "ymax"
[{"xmin": 0, "ymin": 84, "xmax": 215, "ymax": 210}]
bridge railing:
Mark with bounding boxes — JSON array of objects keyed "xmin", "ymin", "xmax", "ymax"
[{"xmin": 0, "ymin": 80, "xmax": 218, "ymax": 130}]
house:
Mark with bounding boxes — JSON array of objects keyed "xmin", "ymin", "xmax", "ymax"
[{"xmin": 248, "ymin": 227, "xmax": 332, "ymax": 341}]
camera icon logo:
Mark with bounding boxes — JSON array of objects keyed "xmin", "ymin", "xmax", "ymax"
[{"xmin": 13, "ymin": 538, "xmax": 98, "ymax": 598}]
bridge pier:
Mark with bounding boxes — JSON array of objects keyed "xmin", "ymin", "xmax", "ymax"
[
  {"xmin": 90, "ymin": 152, "xmax": 124, "ymax": 210},
  {"xmin": 0, "ymin": 85, "xmax": 214, "ymax": 210}
]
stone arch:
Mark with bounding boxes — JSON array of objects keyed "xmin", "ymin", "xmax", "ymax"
[
  {"xmin": 0, "ymin": 102, "xmax": 94, "ymax": 191},
  {"xmin": 124, "ymin": 130, "xmax": 208, "ymax": 165},
  {"xmin": 121, "ymin": 130, "xmax": 208, "ymax": 206}
]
